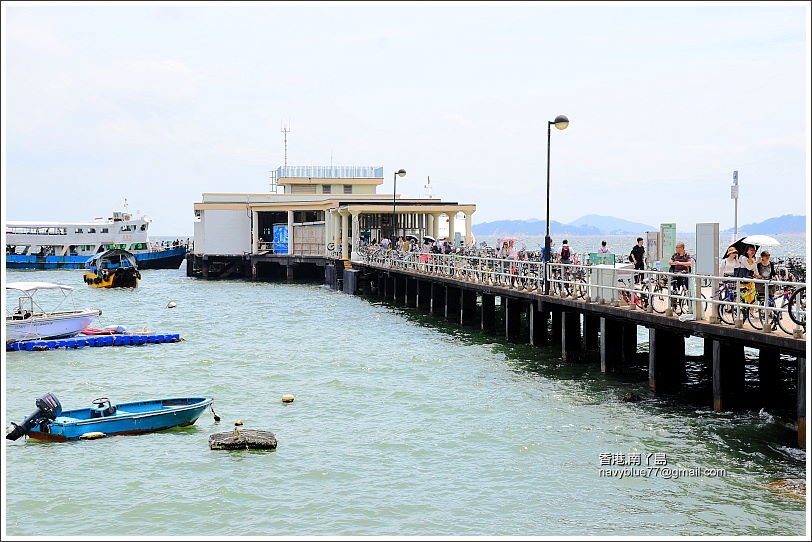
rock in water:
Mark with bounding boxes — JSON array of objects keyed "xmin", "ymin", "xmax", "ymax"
[
  {"xmin": 209, "ymin": 429, "xmax": 278, "ymax": 450},
  {"xmin": 622, "ymin": 391, "xmax": 641, "ymax": 402}
]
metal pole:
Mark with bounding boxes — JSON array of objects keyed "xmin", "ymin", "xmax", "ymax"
[
  {"xmin": 732, "ymin": 170, "xmax": 739, "ymax": 239},
  {"xmin": 392, "ymin": 171, "xmax": 397, "ymax": 240},
  {"xmin": 544, "ymin": 121, "xmax": 552, "ymax": 294}
]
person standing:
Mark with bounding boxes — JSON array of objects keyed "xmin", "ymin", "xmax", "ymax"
[
  {"xmin": 599, "ymin": 240, "xmax": 610, "ymax": 254},
  {"xmin": 668, "ymin": 242, "xmax": 692, "ymax": 291},
  {"xmin": 720, "ymin": 247, "xmax": 740, "ymax": 277},
  {"xmin": 629, "ymin": 237, "xmax": 646, "ymax": 283},
  {"xmin": 559, "ymin": 240, "xmax": 572, "ymax": 264}
]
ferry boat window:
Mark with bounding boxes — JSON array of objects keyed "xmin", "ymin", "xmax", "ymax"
[
  {"xmin": 322, "ymin": 185, "xmax": 332, "ymax": 194},
  {"xmin": 88, "ymin": 228, "xmax": 96, "ymax": 233},
  {"xmin": 343, "ymin": 185, "xmax": 352, "ymax": 194},
  {"xmin": 75, "ymin": 228, "xmax": 83, "ymax": 234},
  {"xmin": 130, "ymin": 243, "xmax": 148, "ymax": 250},
  {"xmin": 101, "ymin": 228, "xmax": 109, "ymax": 233},
  {"xmin": 140, "ymin": 224, "xmax": 148, "ymax": 231},
  {"xmin": 120, "ymin": 225, "xmax": 135, "ymax": 232}
]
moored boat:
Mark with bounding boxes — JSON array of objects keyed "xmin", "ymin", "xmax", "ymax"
[
  {"xmin": 5, "ymin": 282, "xmax": 102, "ymax": 343},
  {"xmin": 83, "ymin": 249, "xmax": 141, "ymax": 288},
  {"xmin": 5, "ymin": 204, "xmax": 188, "ymax": 270},
  {"xmin": 6, "ymin": 393, "xmax": 214, "ymax": 442}
]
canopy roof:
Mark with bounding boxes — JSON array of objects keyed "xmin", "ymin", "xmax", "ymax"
[{"xmin": 5, "ymin": 282, "xmax": 74, "ymax": 293}]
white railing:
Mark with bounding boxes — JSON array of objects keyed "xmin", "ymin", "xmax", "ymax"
[{"xmin": 356, "ymin": 248, "xmax": 806, "ymax": 336}]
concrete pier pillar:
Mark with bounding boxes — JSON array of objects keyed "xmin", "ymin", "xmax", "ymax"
[
  {"xmin": 551, "ymin": 306, "xmax": 562, "ymax": 344},
  {"xmin": 430, "ymin": 282, "xmax": 446, "ymax": 316},
  {"xmin": 758, "ymin": 347, "xmax": 780, "ymax": 408},
  {"xmin": 416, "ymin": 280, "xmax": 431, "ymax": 310},
  {"xmin": 798, "ymin": 356, "xmax": 806, "ymax": 449},
  {"xmin": 561, "ymin": 310, "xmax": 582, "ymax": 361},
  {"xmin": 481, "ymin": 294, "xmax": 496, "ymax": 333},
  {"xmin": 362, "ymin": 274, "xmax": 372, "ymax": 296},
  {"xmin": 405, "ymin": 277, "xmax": 417, "ymax": 308},
  {"xmin": 529, "ymin": 300, "xmax": 549, "ymax": 346},
  {"xmin": 394, "ymin": 275, "xmax": 405, "ymax": 304},
  {"xmin": 445, "ymin": 286, "xmax": 461, "ymax": 322},
  {"xmin": 711, "ymin": 339, "xmax": 745, "ymax": 411},
  {"xmin": 460, "ymin": 290, "xmax": 477, "ymax": 326},
  {"xmin": 505, "ymin": 297, "xmax": 522, "ymax": 342},
  {"xmin": 583, "ymin": 314, "xmax": 600, "ymax": 351},
  {"xmin": 387, "ymin": 275, "xmax": 396, "ymax": 301},
  {"xmin": 621, "ymin": 324, "xmax": 638, "ymax": 365},
  {"xmin": 600, "ymin": 317, "xmax": 623, "ymax": 373},
  {"xmin": 286, "ymin": 264, "xmax": 295, "ymax": 281},
  {"xmin": 649, "ymin": 329, "xmax": 685, "ymax": 393}
]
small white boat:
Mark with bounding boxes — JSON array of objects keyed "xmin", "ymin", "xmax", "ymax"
[{"xmin": 5, "ymin": 282, "xmax": 102, "ymax": 343}]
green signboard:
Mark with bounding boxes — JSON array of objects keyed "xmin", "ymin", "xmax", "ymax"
[{"xmin": 661, "ymin": 223, "xmax": 676, "ymax": 259}]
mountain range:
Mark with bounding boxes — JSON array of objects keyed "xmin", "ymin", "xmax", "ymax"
[{"xmin": 471, "ymin": 214, "xmax": 805, "ymax": 236}]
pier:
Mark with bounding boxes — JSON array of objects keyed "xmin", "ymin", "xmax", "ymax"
[{"xmin": 339, "ymin": 251, "xmax": 807, "ymax": 449}]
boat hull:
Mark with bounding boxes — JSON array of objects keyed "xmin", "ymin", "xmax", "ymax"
[
  {"xmin": 6, "ymin": 309, "xmax": 102, "ymax": 342},
  {"xmin": 6, "ymin": 247, "xmax": 186, "ymax": 270},
  {"xmin": 26, "ymin": 397, "xmax": 213, "ymax": 441}
]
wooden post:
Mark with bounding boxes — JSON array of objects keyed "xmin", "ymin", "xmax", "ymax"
[{"xmin": 481, "ymin": 294, "xmax": 496, "ymax": 334}]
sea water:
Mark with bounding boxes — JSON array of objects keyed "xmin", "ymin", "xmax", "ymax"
[{"xmin": 2, "ymin": 261, "xmax": 807, "ymax": 537}]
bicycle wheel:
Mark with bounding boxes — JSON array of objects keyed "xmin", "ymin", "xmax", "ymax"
[
  {"xmin": 650, "ymin": 285, "xmax": 669, "ymax": 313},
  {"xmin": 573, "ymin": 279, "xmax": 588, "ymax": 300},
  {"xmin": 746, "ymin": 305, "xmax": 763, "ymax": 330},
  {"xmin": 717, "ymin": 301, "xmax": 736, "ymax": 325},
  {"xmin": 620, "ymin": 288, "xmax": 632, "ymax": 305},
  {"xmin": 787, "ymin": 286, "xmax": 806, "ymax": 328}
]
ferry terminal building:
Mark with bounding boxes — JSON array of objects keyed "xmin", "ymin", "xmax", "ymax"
[{"xmin": 189, "ymin": 166, "xmax": 476, "ymax": 280}]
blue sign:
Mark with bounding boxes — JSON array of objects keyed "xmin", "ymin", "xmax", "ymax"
[{"xmin": 273, "ymin": 225, "xmax": 288, "ymax": 254}]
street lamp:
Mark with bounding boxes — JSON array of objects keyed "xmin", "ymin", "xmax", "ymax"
[
  {"xmin": 392, "ymin": 168, "xmax": 406, "ymax": 239},
  {"xmin": 544, "ymin": 114, "xmax": 569, "ymax": 294}
]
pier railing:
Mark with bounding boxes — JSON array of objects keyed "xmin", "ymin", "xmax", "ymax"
[{"xmin": 356, "ymin": 248, "xmax": 806, "ymax": 337}]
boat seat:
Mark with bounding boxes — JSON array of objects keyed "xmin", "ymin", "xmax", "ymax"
[{"xmin": 90, "ymin": 405, "xmax": 117, "ymax": 418}]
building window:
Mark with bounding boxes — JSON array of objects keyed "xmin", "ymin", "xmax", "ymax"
[
  {"xmin": 322, "ymin": 185, "xmax": 332, "ymax": 194},
  {"xmin": 343, "ymin": 185, "xmax": 352, "ymax": 194},
  {"xmin": 75, "ymin": 228, "xmax": 83, "ymax": 234}
]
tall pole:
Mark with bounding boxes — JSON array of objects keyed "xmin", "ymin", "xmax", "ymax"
[
  {"xmin": 392, "ymin": 171, "xmax": 397, "ymax": 240},
  {"xmin": 732, "ymin": 170, "xmax": 739, "ymax": 240},
  {"xmin": 544, "ymin": 121, "xmax": 552, "ymax": 294}
]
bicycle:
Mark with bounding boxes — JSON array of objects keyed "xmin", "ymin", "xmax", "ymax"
[
  {"xmin": 787, "ymin": 286, "xmax": 806, "ymax": 331},
  {"xmin": 715, "ymin": 279, "xmax": 762, "ymax": 329},
  {"xmin": 618, "ymin": 276, "xmax": 649, "ymax": 310},
  {"xmin": 756, "ymin": 282, "xmax": 796, "ymax": 335},
  {"xmin": 660, "ymin": 276, "xmax": 708, "ymax": 316}
]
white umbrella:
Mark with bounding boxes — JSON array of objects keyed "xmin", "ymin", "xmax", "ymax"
[{"xmin": 741, "ymin": 234, "xmax": 780, "ymax": 247}]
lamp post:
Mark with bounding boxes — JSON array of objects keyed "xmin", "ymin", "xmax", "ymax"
[
  {"xmin": 392, "ymin": 168, "xmax": 406, "ymax": 240},
  {"xmin": 544, "ymin": 114, "xmax": 569, "ymax": 294}
]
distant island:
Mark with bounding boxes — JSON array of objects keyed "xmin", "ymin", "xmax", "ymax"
[{"xmin": 472, "ymin": 214, "xmax": 806, "ymax": 236}]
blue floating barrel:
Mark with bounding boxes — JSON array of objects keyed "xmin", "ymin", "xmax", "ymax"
[
  {"xmin": 154, "ymin": 334, "xmax": 166, "ymax": 342},
  {"xmin": 46, "ymin": 341, "xmax": 56, "ymax": 349},
  {"xmin": 65, "ymin": 339, "xmax": 76, "ymax": 348},
  {"xmin": 113, "ymin": 336, "xmax": 127, "ymax": 346},
  {"xmin": 8, "ymin": 342, "xmax": 20, "ymax": 351}
]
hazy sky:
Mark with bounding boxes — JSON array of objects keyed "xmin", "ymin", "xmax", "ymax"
[{"xmin": 2, "ymin": 2, "xmax": 810, "ymax": 236}]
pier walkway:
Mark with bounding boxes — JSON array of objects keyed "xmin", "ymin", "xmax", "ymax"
[{"xmin": 345, "ymin": 250, "xmax": 807, "ymax": 449}]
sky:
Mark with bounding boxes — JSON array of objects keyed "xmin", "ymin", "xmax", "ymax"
[{"xmin": 2, "ymin": 1, "xmax": 810, "ymax": 237}]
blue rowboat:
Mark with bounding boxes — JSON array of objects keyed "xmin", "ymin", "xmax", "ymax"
[{"xmin": 6, "ymin": 393, "xmax": 213, "ymax": 442}]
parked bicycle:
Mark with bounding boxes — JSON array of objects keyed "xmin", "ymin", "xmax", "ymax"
[
  {"xmin": 715, "ymin": 279, "xmax": 762, "ymax": 329},
  {"xmin": 618, "ymin": 276, "xmax": 650, "ymax": 310},
  {"xmin": 787, "ymin": 285, "xmax": 806, "ymax": 331}
]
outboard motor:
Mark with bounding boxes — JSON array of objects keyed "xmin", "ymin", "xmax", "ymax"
[{"xmin": 6, "ymin": 393, "xmax": 62, "ymax": 441}]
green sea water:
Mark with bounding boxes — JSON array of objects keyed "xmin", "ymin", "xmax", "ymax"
[{"xmin": 2, "ymin": 267, "xmax": 807, "ymax": 537}]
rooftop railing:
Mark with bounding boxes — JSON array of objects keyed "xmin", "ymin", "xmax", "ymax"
[{"xmin": 275, "ymin": 166, "xmax": 384, "ymax": 179}]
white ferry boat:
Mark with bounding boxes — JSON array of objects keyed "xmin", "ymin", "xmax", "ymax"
[{"xmin": 6, "ymin": 206, "xmax": 187, "ymax": 270}]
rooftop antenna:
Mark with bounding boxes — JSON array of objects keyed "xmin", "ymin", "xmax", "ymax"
[
  {"xmin": 424, "ymin": 176, "xmax": 433, "ymax": 198},
  {"xmin": 281, "ymin": 121, "xmax": 291, "ymax": 169},
  {"xmin": 123, "ymin": 198, "xmax": 129, "ymax": 212}
]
